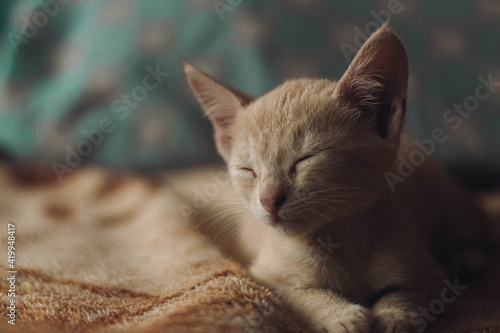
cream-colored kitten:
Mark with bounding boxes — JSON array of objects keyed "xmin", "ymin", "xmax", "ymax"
[{"xmin": 183, "ymin": 25, "xmax": 495, "ymax": 333}]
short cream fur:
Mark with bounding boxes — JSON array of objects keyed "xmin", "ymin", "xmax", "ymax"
[{"xmin": 184, "ymin": 25, "xmax": 494, "ymax": 333}]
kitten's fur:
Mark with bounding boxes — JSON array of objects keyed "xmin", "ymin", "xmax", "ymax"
[{"xmin": 183, "ymin": 25, "xmax": 495, "ymax": 333}]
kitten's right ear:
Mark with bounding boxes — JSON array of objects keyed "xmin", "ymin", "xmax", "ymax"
[{"xmin": 183, "ymin": 61, "xmax": 254, "ymax": 161}]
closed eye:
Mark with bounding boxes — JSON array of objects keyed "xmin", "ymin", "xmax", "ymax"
[
  {"xmin": 291, "ymin": 155, "xmax": 313, "ymax": 173},
  {"xmin": 295, "ymin": 155, "xmax": 313, "ymax": 165},
  {"xmin": 239, "ymin": 167, "xmax": 256, "ymax": 177}
]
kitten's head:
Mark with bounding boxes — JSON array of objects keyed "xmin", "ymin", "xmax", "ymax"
[{"xmin": 184, "ymin": 25, "xmax": 408, "ymax": 235}]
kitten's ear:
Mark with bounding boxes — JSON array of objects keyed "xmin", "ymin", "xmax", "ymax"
[
  {"xmin": 334, "ymin": 24, "xmax": 408, "ymax": 141},
  {"xmin": 183, "ymin": 61, "xmax": 254, "ymax": 161}
]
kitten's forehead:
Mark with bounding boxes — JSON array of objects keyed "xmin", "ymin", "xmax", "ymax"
[
  {"xmin": 232, "ymin": 78, "xmax": 347, "ymax": 163},
  {"xmin": 240, "ymin": 79, "xmax": 340, "ymax": 137},
  {"xmin": 248, "ymin": 79, "xmax": 336, "ymax": 125},
  {"xmin": 258, "ymin": 78, "xmax": 337, "ymax": 114}
]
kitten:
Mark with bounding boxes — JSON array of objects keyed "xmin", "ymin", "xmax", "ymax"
[{"xmin": 183, "ymin": 25, "xmax": 495, "ymax": 333}]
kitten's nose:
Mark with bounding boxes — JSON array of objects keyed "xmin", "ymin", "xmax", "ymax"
[{"xmin": 260, "ymin": 190, "xmax": 286, "ymax": 214}]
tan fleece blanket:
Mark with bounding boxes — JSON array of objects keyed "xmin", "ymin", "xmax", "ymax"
[{"xmin": 0, "ymin": 162, "xmax": 499, "ymax": 333}]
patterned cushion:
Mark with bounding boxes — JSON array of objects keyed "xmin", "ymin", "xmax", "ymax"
[{"xmin": 0, "ymin": 0, "xmax": 499, "ymax": 180}]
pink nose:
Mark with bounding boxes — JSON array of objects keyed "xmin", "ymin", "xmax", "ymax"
[{"xmin": 260, "ymin": 191, "xmax": 286, "ymax": 214}]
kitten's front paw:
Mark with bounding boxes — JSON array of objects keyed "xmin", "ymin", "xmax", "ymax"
[
  {"xmin": 373, "ymin": 308, "xmax": 417, "ymax": 333},
  {"xmin": 313, "ymin": 304, "xmax": 373, "ymax": 333}
]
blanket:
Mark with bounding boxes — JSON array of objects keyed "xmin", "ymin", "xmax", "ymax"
[{"xmin": 0, "ymin": 161, "xmax": 499, "ymax": 332}]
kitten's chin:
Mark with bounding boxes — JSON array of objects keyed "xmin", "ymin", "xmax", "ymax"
[
  {"xmin": 261, "ymin": 214, "xmax": 326, "ymax": 237},
  {"xmin": 268, "ymin": 221, "xmax": 303, "ymax": 236},
  {"xmin": 254, "ymin": 213, "xmax": 298, "ymax": 235},
  {"xmin": 277, "ymin": 221, "xmax": 328, "ymax": 237}
]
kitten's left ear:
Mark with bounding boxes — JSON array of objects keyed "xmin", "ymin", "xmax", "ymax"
[
  {"xmin": 335, "ymin": 24, "xmax": 408, "ymax": 141},
  {"xmin": 183, "ymin": 61, "xmax": 254, "ymax": 161}
]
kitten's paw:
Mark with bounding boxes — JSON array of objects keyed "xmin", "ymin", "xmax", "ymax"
[
  {"xmin": 313, "ymin": 304, "xmax": 373, "ymax": 333},
  {"xmin": 373, "ymin": 308, "xmax": 417, "ymax": 333}
]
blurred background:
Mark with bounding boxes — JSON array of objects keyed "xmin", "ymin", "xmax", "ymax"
[{"xmin": 0, "ymin": 0, "xmax": 499, "ymax": 187}]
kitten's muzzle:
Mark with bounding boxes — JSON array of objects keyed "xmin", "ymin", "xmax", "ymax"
[{"xmin": 260, "ymin": 191, "xmax": 286, "ymax": 215}]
